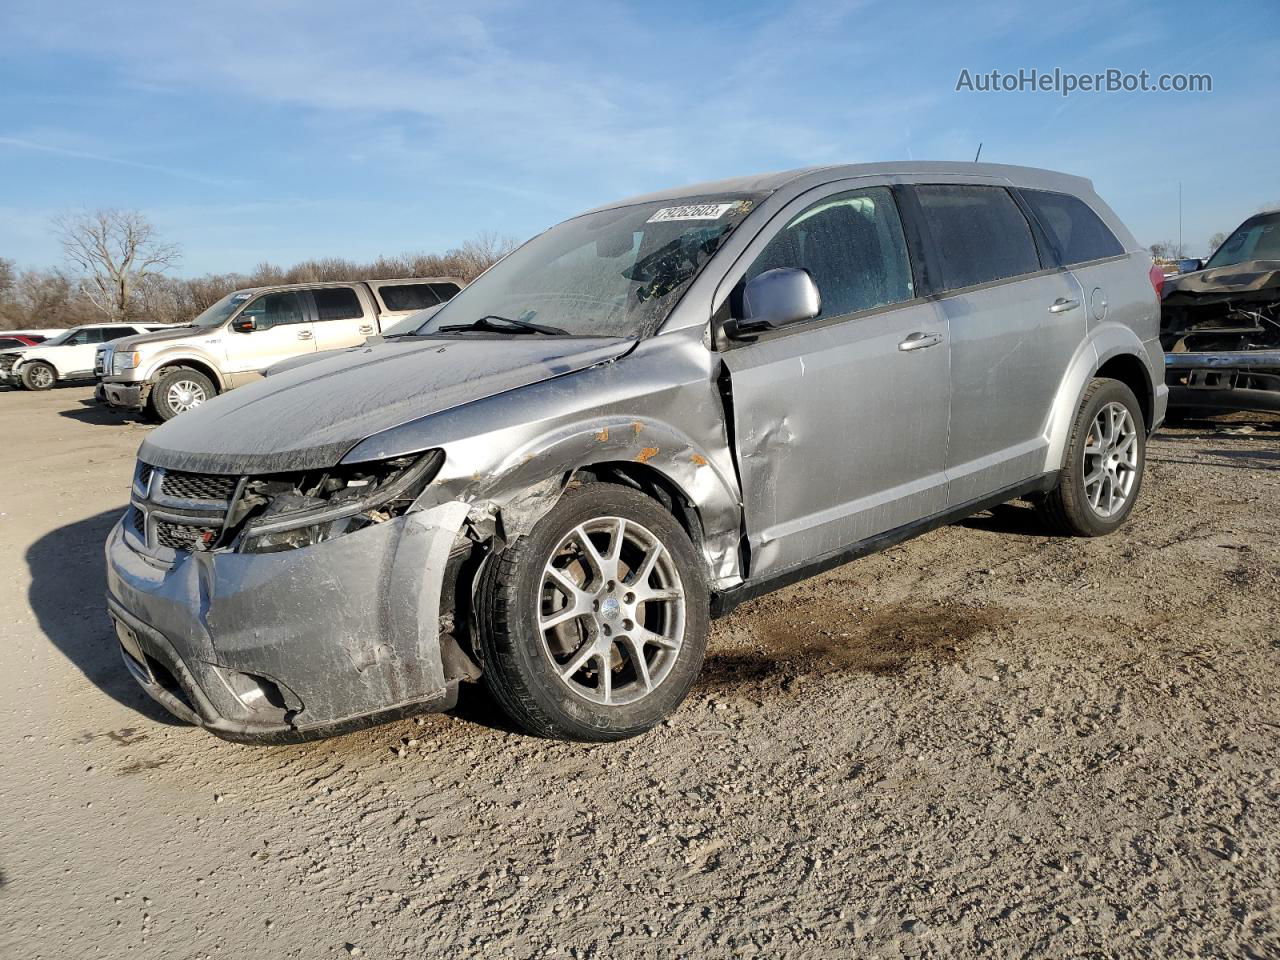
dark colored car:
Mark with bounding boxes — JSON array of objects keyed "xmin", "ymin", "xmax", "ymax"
[{"xmin": 1161, "ymin": 210, "xmax": 1280, "ymax": 414}]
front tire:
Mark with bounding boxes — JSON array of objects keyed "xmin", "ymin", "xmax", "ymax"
[
  {"xmin": 1037, "ymin": 377, "xmax": 1146, "ymax": 536},
  {"xmin": 21, "ymin": 361, "xmax": 56, "ymax": 391},
  {"xmin": 477, "ymin": 482, "xmax": 710, "ymax": 741},
  {"xmin": 149, "ymin": 367, "xmax": 215, "ymax": 421}
]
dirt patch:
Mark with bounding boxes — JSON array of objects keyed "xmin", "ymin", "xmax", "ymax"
[{"xmin": 701, "ymin": 602, "xmax": 1007, "ymax": 692}]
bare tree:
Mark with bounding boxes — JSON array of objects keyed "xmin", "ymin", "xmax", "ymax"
[
  {"xmin": 1149, "ymin": 240, "xmax": 1186, "ymax": 260},
  {"xmin": 54, "ymin": 209, "xmax": 181, "ymax": 322},
  {"xmin": 450, "ymin": 231, "xmax": 520, "ymax": 280},
  {"xmin": 1206, "ymin": 232, "xmax": 1226, "ymax": 256}
]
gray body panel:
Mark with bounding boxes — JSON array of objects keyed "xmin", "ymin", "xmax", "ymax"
[{"xmin": 107, "ymin": 161, "xmax": 1164, "ymax": 741}]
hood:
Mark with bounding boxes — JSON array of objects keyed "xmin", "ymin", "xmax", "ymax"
[
  {"xmin": 1163, "ymin": 259, "xmax": 1280, "ymax": 305},
  {"xmin": 138, "ymin": 335, "xmax": 634, "ymax": 474},
  {"xmin": 112, "ymin": 326, "xmax": 201, "ymax": 351}
]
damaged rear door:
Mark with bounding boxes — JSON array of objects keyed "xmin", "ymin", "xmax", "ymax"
[{"xmin": 719, "ymin": 183, "xmax": 950, "ymax": 579}]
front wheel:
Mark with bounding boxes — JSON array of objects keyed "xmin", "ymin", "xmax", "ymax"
[
  {"xmin": 149, "ymin": 367, "xmax": 215, "ymax": 421},
  {"xmin": 477, "ymin": 482, "xmax": 710, "ymax": 741},
  {"xmin": 21, "ymin": 361, "xmax": 56, "ymax": 391},
  {"xmin": 1036, "ymin": 377, "xmax": 1146, "ymax": 536}
]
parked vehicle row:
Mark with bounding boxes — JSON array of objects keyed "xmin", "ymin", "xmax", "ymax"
[
  {"xmin": 93, "ymin": 277, "xmax": 461, "ymax": 420},
  {"xmin": 102, "ymin": 161, "xmax": 1168, "ymax": 746},
  {"xmin": 0, "ymin": 323, "xmax": 171, "ymax": 390}
]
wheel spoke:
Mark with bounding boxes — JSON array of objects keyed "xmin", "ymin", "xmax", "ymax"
[
  {"xmin": 598, "ymin": 652, "xmax": 613, "ymax": 705},
  {"xmin": 634, "ymin": 625, "xmax": 680, "ymax": 652},
  {"xmin": 559, "ymin": 640, "xmax": 597, "ymax": 681},
  {"xmin": 625, "ymin": 540, "xmax": 664, "ymax": 591},
  {"xmin": 572, "ymin": 525, "xmax": 610, "ymax": 584},
  {"xmin": 624, "ymin": 635, "xmax": 652, "ymax": 692}
]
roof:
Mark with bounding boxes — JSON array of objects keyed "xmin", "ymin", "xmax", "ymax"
[{"xmin": 582, "ymin": 161, "xmax": 1096, "ymax": 215}]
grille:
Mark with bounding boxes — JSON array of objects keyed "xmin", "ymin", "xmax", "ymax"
[
  {"xmin": 0, "ymin": 356, "xmax": 15, "ymax": 374},
  {"xmin": 137, "ymin": 463, "xmax": 153, "ymax": 489},
  {"xmin": 161, "ymin": 470, "xmax": 236, "ymax": 501},
  {"xmin": 156, "ymin": 521, "xmax": 219, "ymax": 551},
  {"xmin": 130, "ymin": 507, "xmax": 146, "ymax": 537}
]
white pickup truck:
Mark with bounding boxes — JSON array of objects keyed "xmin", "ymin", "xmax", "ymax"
[
  {"xmin": 0, "ymin": 322, "xmax": 170, "ymax": 390},
  {"xmin": 97, "ymin": 277, "xmax": 461, "ymax": 420}
]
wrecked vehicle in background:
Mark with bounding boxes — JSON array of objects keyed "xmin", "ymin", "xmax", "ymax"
[
  {"xmin": 105, "ymin": 161, "xmax": 1165, "ymax": 745},
  {"xmin": 1161, "ymin": 210, "xmax": 1280, "ymax": 414}
]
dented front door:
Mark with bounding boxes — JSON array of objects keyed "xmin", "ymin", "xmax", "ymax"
[{"xmin": 722, "ymin": 301, "xmax": 950, "ymax": 579}]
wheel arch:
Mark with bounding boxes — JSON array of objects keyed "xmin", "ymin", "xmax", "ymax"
[
  {"xmin": 150, "ymin": 357, "xmax": 225, "ymax": 393},
  {"xmin": 1043, "ymin": 324, "xmax": 1156, "ymax": 472}
]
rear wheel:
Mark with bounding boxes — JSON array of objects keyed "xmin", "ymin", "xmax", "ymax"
[
  {"xmin": 1037, "ymin": 377, "xmax": 1146, "ymax": 536},
  {"xmin": 21, "ymin": 361, "xmax": 56, "ymax": 391},
  {"xmin": 477, "ymin": 482, "xmax": 709, "ymax": 741},
  {"xmin": 150, "ymin": 367, "xmax": 215, "ymax": 421}
]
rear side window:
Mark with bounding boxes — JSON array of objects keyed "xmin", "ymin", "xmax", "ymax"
[
  {"xmin": 429, "ymin": 282, "xmax": 461, "ymax": 301},
  {"xmin": 914, "ymin": 185, "xmax": 1040, "ymax": 291},
  {"xmin": 378, "ymin": 283, "xmax": 440, "ymax": 312},
  {"xmin": 242, "ymin": 291, "xmax": 307, "ymax": 330},
  {"xmin": 312, "ymin": 287, "xmax": 364, "ymax": 321},
  {"xmin": 744, "ymin": 186, "xmax": 914, "ymax": 321},
  {"xmin": 1020, "ymin": 189, "xmax": 1123, "ymax": 265},
  {"xmin": 102, "ymin": 326, "xmax": 137, "ymax": 341}
]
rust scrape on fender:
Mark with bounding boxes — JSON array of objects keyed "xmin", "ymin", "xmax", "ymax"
[{"xmin": 635, "ymin": 447, "xmax": 659, "ymax": 463}]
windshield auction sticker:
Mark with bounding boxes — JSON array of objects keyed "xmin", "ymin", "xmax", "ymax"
[{"xmin": 647, "ymin": 202, "xmax": 740, "ymax": 223}]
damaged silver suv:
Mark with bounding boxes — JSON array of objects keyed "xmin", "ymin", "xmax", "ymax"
[{"xmin": 106, "ymin": 162, "xmax": 1166, "ymax": 743}]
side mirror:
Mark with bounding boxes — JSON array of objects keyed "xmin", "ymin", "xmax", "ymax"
[
  {"xmin": 726, "ymin": 268, "xmax": 821, "ymax": 340},
  {"xmin": 1177, "ymin": 258, "xmax": 1204, "ymax": 274},
  {"xmin": 232, "ymin": 316, "xmax": 257, "ymax": 333}
]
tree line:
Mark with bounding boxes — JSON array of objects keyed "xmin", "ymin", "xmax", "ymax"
[{"xmin": 0, "ymin": 209, "xmax": 518, "ymax": 331}]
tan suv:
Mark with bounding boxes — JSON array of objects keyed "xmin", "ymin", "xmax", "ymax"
[{"xmin": 97, "ymin": 277, "xmax": 461, "ymax": 420}]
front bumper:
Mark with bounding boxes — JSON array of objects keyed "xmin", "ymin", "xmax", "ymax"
[
  {"xmin": 104, "ymin": 500, "xmax": 471, "ymax": 743},
  {"xmin": 1165, "ymin": 350, "xmax": 1280, "ymax": 413},
  {"xmin": 101, "ymin": 380, "xmax": 149, "ymax": 410}
]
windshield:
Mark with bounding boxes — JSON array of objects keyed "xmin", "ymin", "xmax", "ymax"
[
  {"xmin": 413, "ymin": 194, "xmax": 763, "ymax": 338},
  {"xmin": 191, "ymin": 290, "xmax": 255, "ymax": 328},
  {"xmin": 1205, "ymin": 212, "xmax": 1280, "ymax": 269},
  {"xmin": 39, "ymin": 328, "xmax": 76, "ymax": 346}
]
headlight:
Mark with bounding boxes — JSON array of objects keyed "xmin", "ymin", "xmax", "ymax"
[
  {"xmin": 235, "ymin": 450, "xmax": 444, "ymax": 554},
  {"xmin": 113, "ymin": 351, "xmax": 141, "ymax": 374}
]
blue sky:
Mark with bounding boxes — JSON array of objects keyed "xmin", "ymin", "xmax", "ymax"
[{"xmin": 0, "ymin": 0, "xmax": 1275, "ymax": 274}]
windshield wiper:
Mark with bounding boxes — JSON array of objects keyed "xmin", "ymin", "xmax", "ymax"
[{"xmin": 437, "ymin": 315, "xmax": 569, "ymax": 336}]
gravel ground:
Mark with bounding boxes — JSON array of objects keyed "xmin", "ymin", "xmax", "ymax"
[{"xmin": 1, "ymin": 385, "xmax": 1278, "ymax": 959}]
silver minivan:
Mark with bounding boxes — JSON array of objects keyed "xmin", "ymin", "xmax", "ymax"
[{"xmin": 105, "ymin": 162, "xmax": 1166, "ymax": 743}]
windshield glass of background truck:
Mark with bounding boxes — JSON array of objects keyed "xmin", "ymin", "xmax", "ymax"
[{"xmin": 192, "ymin": 291, "xmax": 255, "ymax": 328}]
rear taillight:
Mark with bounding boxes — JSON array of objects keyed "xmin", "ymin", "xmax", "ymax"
[{"xmin": 1148, "ymin": 262, "xmax": 1165, "ymax": 299}]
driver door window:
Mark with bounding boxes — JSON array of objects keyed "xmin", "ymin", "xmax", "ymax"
[
  {"xmin": 744, "ymin": 187, "xmax": 914, "ymax": 322},
  {"xmin": 240, "ymin": 291, "xmax": 307, "ymax": 330}
]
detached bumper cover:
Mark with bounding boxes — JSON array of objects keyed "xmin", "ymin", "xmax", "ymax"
[
  {"xmin": 104, "ymin": 500, "xmax": 470, "ymax": 743},
  {"xmin": 101, "ymin": 381, "xmax": 148, "ymax": 410},
  {"xmin": 1165, "ymin": 350, "xmax": 1280, "ymax": 412}
]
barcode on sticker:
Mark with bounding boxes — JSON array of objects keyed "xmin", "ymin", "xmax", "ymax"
[{"xmin": 647, "ymin": 202, "xmax": 738, "ymax": 223}]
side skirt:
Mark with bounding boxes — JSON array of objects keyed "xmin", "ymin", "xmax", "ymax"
[{"xmin": 710, "ymin": 472, "xmax": 1060, "ymax": 618}]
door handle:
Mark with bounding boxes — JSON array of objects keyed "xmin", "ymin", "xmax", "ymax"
[
  {"xmin": 1048, "ymin": 298, "xmax": 1080, "ymax": 314},
  {"xmin": 898, "ymin": 331, "xmax": 943, "ymax": 352},
  {"xmin": 297, "ymin": 330, "xmax": 313, "ymax": 340},
  {"xmin": 358, "ymin": 325, "xmax": 374, "ymax": 334}
]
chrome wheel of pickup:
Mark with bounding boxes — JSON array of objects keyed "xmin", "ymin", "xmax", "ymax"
[
  {"xmin": 539, "ymin": 517, "xmax": 685, "ymax": 707},
  {"xmin": 166, "ymin": 379, "xmax": 208, "ymax": 413},
  {"xmin": 1083, "ymin": 400, "xmax": 1138, "ymax": 518}
]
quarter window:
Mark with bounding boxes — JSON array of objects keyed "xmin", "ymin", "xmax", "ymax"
[
  {"xmin": 103, "ymin": 326, "xmax": 137, "ymax": 341},
  {"xmin": 241, "ymin": 291, "xmax": 307, "ymax": 330},
  {"xmin": 914, "ymin": 185, "xmax": 1040, "ymax": 291},
  {"xmin": 378, "ymin": 283, "xmax": 440, "ymax": 312},
  {"xmin": 745, "ymin": 187, "xmax": 914, "ymax": 321},
  {"xmin": 1020, "ymin": 189, "xmax": 1124, "ymax": 265},
  {"xmin": 312, "ymin": 287, "xmax": 364, "ymax": 321}
]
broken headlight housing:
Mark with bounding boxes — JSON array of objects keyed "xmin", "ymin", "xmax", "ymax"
[{"xmin": 235, "ymin": 450, "xmax": 444, "ymax": 554}]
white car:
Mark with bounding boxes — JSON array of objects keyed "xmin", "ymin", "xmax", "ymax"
[{"xmin": 0, "ymin": 323, "xmax": 168, "ymax": 391}]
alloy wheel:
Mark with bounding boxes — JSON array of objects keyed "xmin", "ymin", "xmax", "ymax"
[
  {"xmin": 1083, "ymin": 401, "xmax": 1138, "ymax": 518},
  {"xmin": 166, "ymin": 379, "xmax": 207, "ymax": 413},
  {"xmin": 538, "ymin": 517, "xmax": 685, "ymax": 706}
]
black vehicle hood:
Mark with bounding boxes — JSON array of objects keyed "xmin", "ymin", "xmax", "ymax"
[
  {"xmin": 138, "ymin": 336, "xmax": 633, "ymax": 474},
  {"xmin": 1163, "ymin": 259, "xmax": 1280, "ymax": 306}
]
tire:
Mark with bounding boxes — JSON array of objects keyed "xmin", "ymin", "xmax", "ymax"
[
  {"xmin": 20, "ymin": 361, "xmax": 57, "ymax": 391},
  {"xmin": 149, "ymin": 367, "xmax": 215, "ymax": 422},
  {"xmin": 1036, "ymin": 377, "xmax": 1146, "ymax": 537},
  {"xmin": 477, "ymin": 482, "xmax": 710, "ymax": 741}
]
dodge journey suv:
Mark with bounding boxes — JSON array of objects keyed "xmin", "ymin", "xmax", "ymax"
[{"xmin": 105, "ymin": 162, "xmax": 1166, "ymax": 744}]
